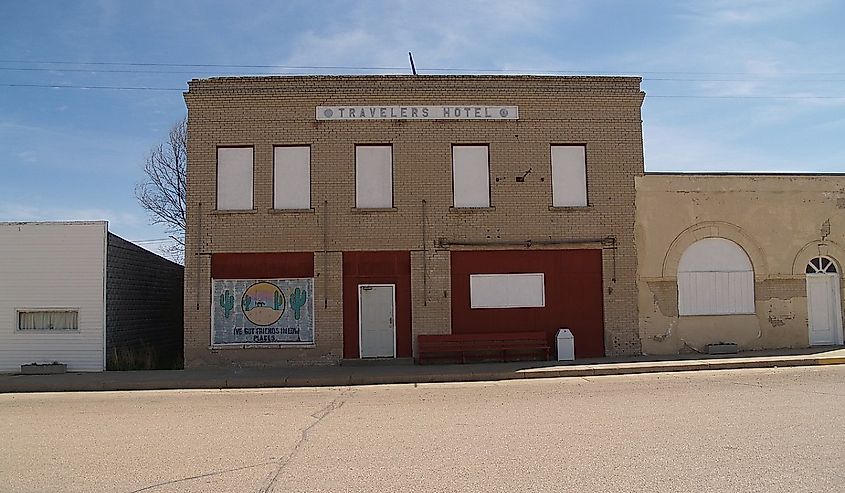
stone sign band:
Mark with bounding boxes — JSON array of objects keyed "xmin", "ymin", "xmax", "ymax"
[
  {"xmin": 212, "ymin": 278, "xmax": 315, "ymax": 345},
  {"xmin": 316, "ymin": 105, "xmax": 519, "ymax": 121}
]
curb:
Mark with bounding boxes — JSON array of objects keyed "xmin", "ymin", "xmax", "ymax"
[{"xmin": 1, "ymin": 356, "xmax": 843, "ymax": 393}]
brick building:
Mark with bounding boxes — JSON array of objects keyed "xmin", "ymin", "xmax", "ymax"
[{"xmin": 183, "ymin": 75, "xmax": 645, "ymax": 367}]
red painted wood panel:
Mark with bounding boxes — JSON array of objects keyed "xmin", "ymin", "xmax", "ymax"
[
  {"xmin": 450, "ymin": 249, "xmax": 605, "ymax": 358},
  {"xmin": 211, "ymin": 252, "xmax": 314, "ymax": 279},
  {"xmin": 342, "ymin": 251, "xmax": 412, "ymax": 359}
]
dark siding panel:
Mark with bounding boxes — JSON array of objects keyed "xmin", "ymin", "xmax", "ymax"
[{"xmin": 106, "ymin": 234, "xmax": 184, "ymax": 369}]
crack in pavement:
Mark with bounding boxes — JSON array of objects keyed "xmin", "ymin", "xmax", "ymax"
[
  {"xmin": 257, "ymin": 387, "xmax": 355, "ymax": 493},
  {"xmin": 128, "ymin": 460, "xmax": 278, "ymax": 493}
]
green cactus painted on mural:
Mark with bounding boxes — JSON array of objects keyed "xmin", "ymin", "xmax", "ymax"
[
  {"xmin": 219, "ymin": 290, "xmax": 235, "ymax": 318},
  {"xmin": 242, "ymin": 294, "xmax": 253, "ymax": 312},
  {"xmin": 274, "ymin": 290, "xmax": 284, "ymax": 311},
  {"xmin": 289, "ymin": 287, "xmax": 307, "ymax": 320}
]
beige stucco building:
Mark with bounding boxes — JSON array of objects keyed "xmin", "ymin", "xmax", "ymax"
[{"xmin": 636, "ymin": 173, "xmax": 845, "ymax": 354}]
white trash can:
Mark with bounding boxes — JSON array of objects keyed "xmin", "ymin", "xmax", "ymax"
[{"xmin": 556, "ymin": 328, "xmax": 574, "ymax": 361}]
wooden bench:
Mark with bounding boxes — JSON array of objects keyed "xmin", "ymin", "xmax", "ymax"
[{"xmin": 417, "ymin": 332, "xmax": 550, "ymax": 365}]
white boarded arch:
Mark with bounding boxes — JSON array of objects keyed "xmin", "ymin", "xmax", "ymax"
[
  {"xmin": 678, "ymin": 238, "xmax": 755, "ymax": 316},
  {"xmin": 470, "ymin": 273, "xmax": 545, "ymax": 309}
]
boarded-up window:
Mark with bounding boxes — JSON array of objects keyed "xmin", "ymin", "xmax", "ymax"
[
  {"xmin": 274, "ymin": 146, "xmax": 311, "ymax": 209},
  {"xmin": 18, "ymin": 310, "xmax": 79, "ymax": 330},
  {"xmin": 217, "ymin": 147, "xmax": 254, "ymax": 210},
  {"xmin": 470, "ymin": 273, "xmax": 545, "ymax": 308},
  {"xmin": 551, "ymin": 145, "xmax": 587, "ymax": 207},
  {"xmin": 678, "ymin": 238, "xmax": 755, "ymax": 315},
  {"xmin": 356, "ymin": 145, "xmax": 393, "ymax": 208},
  {"xmin": 452, "ymin": 145, "xmax": 490, "ymax": 207}
]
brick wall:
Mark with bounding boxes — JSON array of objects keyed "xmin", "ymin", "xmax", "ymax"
[
  {"xmin": 184, "ymin": 75, "xmax": 645, "ymax": 367},
  {"xmin": 106, "ymin": 233, "xmax": 184, "ymax": 369}
]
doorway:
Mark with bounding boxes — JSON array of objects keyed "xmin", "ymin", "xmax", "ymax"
[
  {"xmin": 806, "ymin": 256, "xmax": 844, "ymax": 346},
  {"xmin": 358, "ymin": 284, "xmax": 396, "ymax": 358}
]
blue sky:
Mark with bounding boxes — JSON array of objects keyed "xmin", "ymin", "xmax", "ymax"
[{"xmin": 1, "ymin": 0, "xmax": 844, "ymax": 257}]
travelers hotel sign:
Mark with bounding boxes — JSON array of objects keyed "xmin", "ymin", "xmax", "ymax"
[
  {"xmin": 212, "ymin": 279, "xmax": 315, "ymax": 345},
  {"xmin": 316, "ymin": 105, "xmax": 519, "ymax": 120}
]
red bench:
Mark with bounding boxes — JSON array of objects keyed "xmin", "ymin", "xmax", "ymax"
[{"xmin": 417, "ymin": 332, "xmax": 551, "ymax": 365}]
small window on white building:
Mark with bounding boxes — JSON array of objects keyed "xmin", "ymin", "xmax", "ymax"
[
  {"xmin": 18, "ymin": 310, "xmax": 79, "ymax": 330},
  {"xmin": 470, "ymin": 273, "xmax": 545, "ymax": 308},
  {"xmin": 452, "ymin": 145, "xmax": 490, "ymax": 208},
  {"xmin": 217, "ymin": 147, "xmax": 254, "ymax": 210},
  {"xmin": 678, "ymin": 238, "xmax": 755, "ymax": 316},
  {"xmin": 550, "ymin": 145, "xmax": 587, "ymax": 207},
  {"xmin": 356, "ymin": 145, "xmax": 393, "ymax": 208},
  {"xmin": 274, "ymin": 146, "xmax": 311, "ymax": 209}
]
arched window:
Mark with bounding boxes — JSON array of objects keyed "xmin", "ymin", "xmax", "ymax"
[
  {"xmin": 678, "ymin": 238, "xmax": 755, "ymax": 315},
  {"xmin": 806, "ymin": 256, "xmax": 838, "ymax": 274}
]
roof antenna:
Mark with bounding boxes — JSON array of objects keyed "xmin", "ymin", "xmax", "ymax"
[{"xmin": 408, "ymin": 52, "xmax": 417, "ymax": 75}]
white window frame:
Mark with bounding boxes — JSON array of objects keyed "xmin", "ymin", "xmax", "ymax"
[
  {"xmin": 469, "ymin": 273, "xmax": 546, "ymax": 309},
  {"xmin": 355, "ymin": 145, "xmax": 394, "ymax": 209},
  {"xmin": 273, "ymin": 145, "xmax": 311, "ymax": 210},
  {"xmin": 677, "ymin": 238, "xmax": 755, "ymax": 316},
  {"xmin": 452, "ymin": 144, "xmax": 491, "ymax": 208},
  {"xmin": 550, "ymin": 145, "xmax": 588, "ymax": 207},
  {"xmin": 216, "ymin": 146, "xmax": 254, "ymax": 211},
  {"xmin": 17, "ymin": 309, "xmax": 80, "ymax": 331}
]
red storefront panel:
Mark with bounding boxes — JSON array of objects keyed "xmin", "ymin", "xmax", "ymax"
[
  {"xmin": 451, "ymin": 249, "xmax": 605, "ymax": 358},
  {"xmin": 342, "ymin": 251, "xmax": 412, "ymax": 359},
  {"xmin": 211, "ymin": 252, "xmax": 314, "ymax": 279}
]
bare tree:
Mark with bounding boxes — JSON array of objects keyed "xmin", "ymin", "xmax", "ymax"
[{"xmin": 135, "ymin": 118, "xmax": 187, "ymax": 261}]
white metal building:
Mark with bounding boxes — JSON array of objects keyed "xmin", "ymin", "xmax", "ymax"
[
  {"xmin": 0, "ymin": 222, "xmax": 107, "ymax": 371},
  {"xmin": 0, "ymin": 221, "xmax": 184, "ymax": 372}
]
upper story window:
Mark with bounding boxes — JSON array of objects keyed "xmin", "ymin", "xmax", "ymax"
[
  {"xmin": 550, "ymin": 145, "xmax": 587, "ymax": 207},
  {"xmin": 355, "ymin": 145, "xmax": 393, "ymax": 208},
  {"xmin": 217, "ymin": 147, "xmax": 254, "ymax": 210},
  {"xmin": 452, "ymin": 145, "xmax": 490, "ymax": 208},
  {"xmin": 274, "ymin": 146, "xmax": 311, "ymax": 209},
  {"xmin": 678, "ymin": 238, "xmax": 755, "ymax": 316}
]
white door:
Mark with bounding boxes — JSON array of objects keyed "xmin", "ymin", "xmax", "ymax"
[
  {"xmin": 359, "ymin": 284, "xmax": 396, "ymax": 358},
  {"xmin": 806, "ymin": 257, "xmax": 844, "ymax": 346}
]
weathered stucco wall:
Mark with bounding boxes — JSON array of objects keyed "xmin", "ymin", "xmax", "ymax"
[{"xmin": 636, "ymin": 174, "xmax": 845, "ymax": 354}]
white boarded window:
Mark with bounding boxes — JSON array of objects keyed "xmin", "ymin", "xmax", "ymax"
[
  {"xmin": 18, "ymin": 310, "xmax": 79, "ymax": 330},
  {"xmin": 452, "ymin": 145, "xmax": 490, "ymax": 207},
  {"xmin": 356, "ymin": 145, "xmax": 393, "ymax": 208},
  {"xmin": 470, "ymin": 273, "xmax": 545, "ymax": 308},
  {"xmin": 551, "ymin": 145, "xmax": 587, "ymax": 207},
  {"xmin": 678, "ymin": 238, "xmax": 755, "ymax": 316},
  {"xmin": 274, "ymin": 146, "xmax": 311, "ymax": 209},
  {"xmin": 217, "ymin": 147, "xmax": 254, "ymax": 210}
]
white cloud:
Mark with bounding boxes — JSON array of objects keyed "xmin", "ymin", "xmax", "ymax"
[
  {"xmin": 278, "ymin": 0, "xmax": 576, "ymax": 72},
  {"xmin": 679, "ymin": 0, "xmax": 832, "ymax": 25}
]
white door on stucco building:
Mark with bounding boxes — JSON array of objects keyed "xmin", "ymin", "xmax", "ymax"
[
  {"xmin": 358, "ymin": 284, "xmax": 396, "ymax": 358},
  {"xmin": 806, "ymin": 257, "xmax": 844, "ymax": 346}
]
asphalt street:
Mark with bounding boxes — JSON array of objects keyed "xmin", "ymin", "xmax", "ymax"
[{"xmin": 2, "ymin": 366, "xmax": 843, "ymax": 492}]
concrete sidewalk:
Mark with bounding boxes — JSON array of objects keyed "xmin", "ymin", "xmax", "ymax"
[{"xmin": 2, "ymin": 347, "xmax": 844, "ymax": 393}]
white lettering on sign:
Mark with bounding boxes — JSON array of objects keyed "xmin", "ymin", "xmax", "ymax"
[{"xmin": 316, "ymin": 105, "xmax": 519, "ymax": 120}]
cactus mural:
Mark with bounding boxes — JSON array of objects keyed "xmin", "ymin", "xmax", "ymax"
[
  {"xmin": 213, "ymin": 279, "xmax": 314, "ymax": 345},
  {"xmin": 290, "ymin": 287, "xmax": 308, "ymax": 320},
  {"xmin": 219, "ymin": 290, "xmax": 235, "ymax": 318}
]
